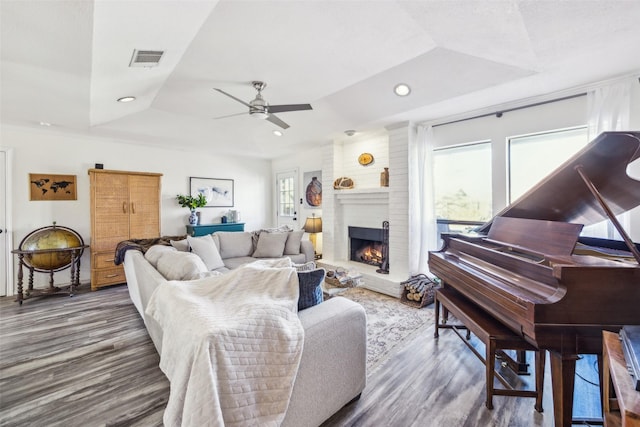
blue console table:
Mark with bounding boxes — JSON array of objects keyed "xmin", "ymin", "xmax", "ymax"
[{"xmin": 186, "ymin": 222, "xmax": 245, "ymax": 237}]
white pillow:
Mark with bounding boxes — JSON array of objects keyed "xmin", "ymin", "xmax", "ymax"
[
  {"xmin": 216, "ymin": 232, "xmax": 253, "ymax": 258},
  {"xmin": 284, "ymin": 230, "xmax": 304, "ymax": 255},
  {"xmin": 170, "ymin": 239, "xmax": 190, "ymax": 252},
  {"xmin": 252, "ymin": 232, "xmax": 288, "ymax": 258},
  {"xmin": 187, "ymin": 234, "xmax": 225, "ymax": 270},
  {"xmin": 144, "ymin": 245, "xmax": 177, "ymax": 268},
  {"xmin": 156, "ymin": 251, "xmax": 208, "ymax": 281}
]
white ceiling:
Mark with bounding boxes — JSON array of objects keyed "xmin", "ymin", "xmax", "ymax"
[{"xmin": 2, "ymin": 0, "xmax": 640, "ymax": 159}]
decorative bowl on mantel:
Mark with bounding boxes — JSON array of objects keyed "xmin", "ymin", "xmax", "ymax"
[{"xmin": 333, "ymin": 177, "xmax": 354, "ymax": 189}]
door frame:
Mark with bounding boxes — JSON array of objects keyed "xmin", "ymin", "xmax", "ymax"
[
  {"xmin": 274, "ymin": 168, "xmax": 299, "ymax": 229},
  {"xmin": 1, "ymin": 148, "xmax": 14, "ymax": 296}
]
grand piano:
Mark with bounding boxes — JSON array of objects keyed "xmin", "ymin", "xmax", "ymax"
[{"xmin": 428, "ymin": 131, "xmax": 640, "ymax": 426}]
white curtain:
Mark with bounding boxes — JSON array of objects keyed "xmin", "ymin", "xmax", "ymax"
[
  {"xmin": 408, "ymin": 125, "xmax": 438, "ymax": 275},
  {"xmin": 587, "ymin": 78, "xmax": 631, "ymax": 138},
  {"xmin": 585, "ymin": 78, "xmax": 633, "ymax": 239}
]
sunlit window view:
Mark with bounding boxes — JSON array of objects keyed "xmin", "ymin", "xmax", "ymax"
[
  {"xmin": 433, "ymin": 142, "xmax": 492, "ymax": 222},
  {"xmin": 509, "ymin": 127, "xmax": 588, "ymax": 202},
  {"xmin": 508, "ymin": 126, "xmax": 625, "ymax": 239}
]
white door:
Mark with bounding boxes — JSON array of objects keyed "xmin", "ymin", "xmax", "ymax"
[
  {"xmin": 0, "ymin": 150, "xmax": 8, "ymax": 296},
  {"xmin": 275, "ymin": 169, "xmax": 298, "ymax": 229}
]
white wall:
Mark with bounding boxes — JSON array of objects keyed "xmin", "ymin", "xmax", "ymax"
[
  {"xmin": 331, "ymin": 131, "xmax": 390, "ymax": 190},
  {"xmin": 2, "ymin": 125, "xmax": 272, "ymax": 290}
]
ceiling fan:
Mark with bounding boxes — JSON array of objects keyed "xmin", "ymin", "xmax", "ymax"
[{"xmin": 213, "ymin": 81, "xmax": 312, "ymax": 129}]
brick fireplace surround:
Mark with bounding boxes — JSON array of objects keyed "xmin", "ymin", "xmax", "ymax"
[{"xmin": 318, "ymin": 123, "xmax": 412, "ymax": 298}]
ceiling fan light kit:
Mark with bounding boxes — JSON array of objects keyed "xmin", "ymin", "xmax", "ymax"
[{"xmin": 213, "ymin": 81, "xmax": 312, "ymax": 129}]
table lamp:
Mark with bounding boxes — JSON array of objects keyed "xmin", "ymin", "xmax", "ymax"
[{"xmin": 303, "ymin": 214, "xmax": 322, "ymax": 256}]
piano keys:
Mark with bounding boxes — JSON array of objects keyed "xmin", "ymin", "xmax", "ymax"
[{"xmin": 428, "ymin": 131, "xmax": 640, "ymax": 427}]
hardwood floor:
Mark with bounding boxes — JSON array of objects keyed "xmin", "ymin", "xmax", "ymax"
[{"xmin": 0, "ymin": 284, "xmax": 601, "ymax": 426}]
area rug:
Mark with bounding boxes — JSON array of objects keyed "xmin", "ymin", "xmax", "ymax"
[{"xmin": 335, "ymin": 287, "xmax": 435, "ymax": 375}]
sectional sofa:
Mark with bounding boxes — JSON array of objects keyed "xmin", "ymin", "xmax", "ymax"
[{"xmin": 119, "ymin": 229, "xmax": 368, "ymax": 426}]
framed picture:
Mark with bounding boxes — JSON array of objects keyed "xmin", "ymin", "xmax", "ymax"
[
  {"xmin": 29, "ymin": 173, "xmax": 77, "ymax": 201},
  {"xmin": 303, "ymin": 170, "xmax": 322, "ymax": 208},
  {"xmin": 190, "ymin": 177, "xmax": 234, "ymax": 207}
]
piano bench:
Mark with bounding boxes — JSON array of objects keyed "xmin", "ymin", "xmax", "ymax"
[{"xmin": 434, "ymin": 287, "xmax": 544, "ymax": 412}]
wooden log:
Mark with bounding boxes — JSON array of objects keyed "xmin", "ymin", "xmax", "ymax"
[{"xmin": 414, "ymin": 282, "xmax": 426, "ymax": 294}]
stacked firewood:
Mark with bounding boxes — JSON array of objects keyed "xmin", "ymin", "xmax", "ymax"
[{"xmin": 400, "ymin": 274, "xmax": 439, "ymax": 308}]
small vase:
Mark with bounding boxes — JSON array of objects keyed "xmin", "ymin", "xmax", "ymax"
[
  {"xmin": 380, "ymin": 167, "xmax": 389, "ymax": 187},
  {"xmin": 188, "ymin": 209, "xmax": 198, "ymax": 225}
]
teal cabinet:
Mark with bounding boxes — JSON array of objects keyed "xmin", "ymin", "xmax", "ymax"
[{"xmin": 186, "ymin": 223, "xmax": 245, "ymax": 237}]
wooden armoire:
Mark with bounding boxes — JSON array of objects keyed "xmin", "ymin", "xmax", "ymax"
[{"xmin": 88, "ymin": 169, "xmax": 162, "ymax": 290}]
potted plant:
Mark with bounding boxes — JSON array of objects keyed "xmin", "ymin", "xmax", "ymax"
[{"xmin": 176, "ymin": 193, "xmax": 208, "ymax": 225}]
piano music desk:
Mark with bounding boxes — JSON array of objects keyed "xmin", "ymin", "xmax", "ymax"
[
  {"xmin": 434, "ymin": 287, "xmax": 545, "ymax": 412},
  {"xmin": 603, "ymin": 331, "xmax": 640, "ymax": 427}
]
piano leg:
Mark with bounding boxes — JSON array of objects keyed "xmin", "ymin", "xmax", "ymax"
[
  {"xmin": 550, "ymin": 351, "xmax": 579, "ymax": 427},
  {"xmin": 535, "ymin": 350, "xmax": 545, "ymax": 413},
  {"xmin": 434, "ymin": 295, "xmax": 441, "ymax": 338}
]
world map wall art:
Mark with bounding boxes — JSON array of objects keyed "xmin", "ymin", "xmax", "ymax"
[{"xmin": 29, "ymin": 173, "xmax": 77, "ymax": 201}]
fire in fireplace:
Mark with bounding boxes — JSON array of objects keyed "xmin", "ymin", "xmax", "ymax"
[
  {"xmin": 348, "ymin": 226, "xmax": 384, "ymax": 267},
  {"xmin": 356, "ymin": 243, "xmax": 383, "ymax": 266}
]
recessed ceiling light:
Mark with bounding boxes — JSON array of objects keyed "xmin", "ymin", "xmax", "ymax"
[
  {"xmin": 39, "ymin": 121, "xmax": 51, "ymax": 127},
  {"xmin": 394, "ymin": 83, "xmax": 411, "ymax": 97},
  {"xmin": 344, "ymin": 130, "xmax": 356, "ymax": 136},
  {"xmin": 273, "ymin": 130, "xmax": 283, "ymax": 137},
  {"xmin": 117, "ymin": 96, "xmax": 136, "ymax": 103}
]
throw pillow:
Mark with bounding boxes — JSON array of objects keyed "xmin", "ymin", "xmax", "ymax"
[
  {"xmin": 215, "ymin": 232, "xmax": 254, "ymax": 258},
  {"xmin": 297, "ymin": 268, "xmax": 325, "ymax": 310},
  {"xmin": 187, "ymin": 234, "xmax": 225, "ymax": 270},
  {"xmin": 251, "ymin": 225, "xmax": 292, "ymax": 248},
  {"xmin": 144, "ymin": 245, "xmax": 177, "ymax": 268},
  {"xmin": 284, "ymin": 230, "xmax": 304, "ymax": 255},
  {"xmin": 156, "ymin": 251, "xmax": 208, "ymax": 281},
  {"xmin": 170, "ymin": 239, "xmax": 190, "ymax": 252},
  {"xmin": 252, "ymin": 232, "xmax": 288, "ymax": 258},
  {"xmin": 293, "ymin": 261, "xmax": 316, "ymax": 272}
]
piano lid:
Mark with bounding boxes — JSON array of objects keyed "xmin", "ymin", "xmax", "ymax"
[{"xmin": 478, "ymin": 131, "xmax": 640, "ymax": 233}]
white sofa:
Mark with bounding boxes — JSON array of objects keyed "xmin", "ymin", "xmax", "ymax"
[
  {"xmin": 210, "ymin": 230, "xmax": 315, "ymax": 270},
  {"xmin": 122, "ymin": 246, "xmax": 367, "ymax": 427}
]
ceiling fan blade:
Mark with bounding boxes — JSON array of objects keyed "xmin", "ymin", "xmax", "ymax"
[
  {"xmin": 212, "ymin": 112, "xmax": 248, "ymax": 120},
  {"xmin": 267, "ymin": 104, "xmax": 312, "ymax": 113},
  {"xmin": 214, "ymin": 88, "xmax": 251, "ymax": 107},
  {"xmin": 266, "ymin": 113, "xmax": 290, "ymax": 129}
]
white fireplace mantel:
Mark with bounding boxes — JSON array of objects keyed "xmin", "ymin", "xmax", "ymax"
[{"xmin": 335, "ymin": 188, "xmax": 389, "ymax": 204}]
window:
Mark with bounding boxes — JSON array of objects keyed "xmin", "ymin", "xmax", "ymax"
[
  {"xmin": 277, "ymin": 174, "xmax": 295, "ymax": 217},
  {"xmin": 433, "ymin": 141, "xmax": 492, "ymax": 223},
  {"xmin": 508, "ymin": 127, "xmax": 588, "ymax": 202},
  {"xmin": 275, "ymin": 169, "xmax": 299, "ymax": 229},
  {"xmin": 507, "ymin": 126, "xmax": 629, "ymax": 239}
]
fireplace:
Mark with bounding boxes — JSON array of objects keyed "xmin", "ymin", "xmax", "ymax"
[{"xmin": 348, "ymin": 226, "xmax": 384, "ymax": 267}]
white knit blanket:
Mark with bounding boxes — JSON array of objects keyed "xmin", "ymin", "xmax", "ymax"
[{"xmin": 146, "ymin": 259, "xmax": 304, "ymax": 427}]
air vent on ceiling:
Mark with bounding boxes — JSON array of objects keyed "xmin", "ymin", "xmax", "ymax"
[{"xmin": 129, "ymin": 49, "xmax": 164, "ymax": 68}]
